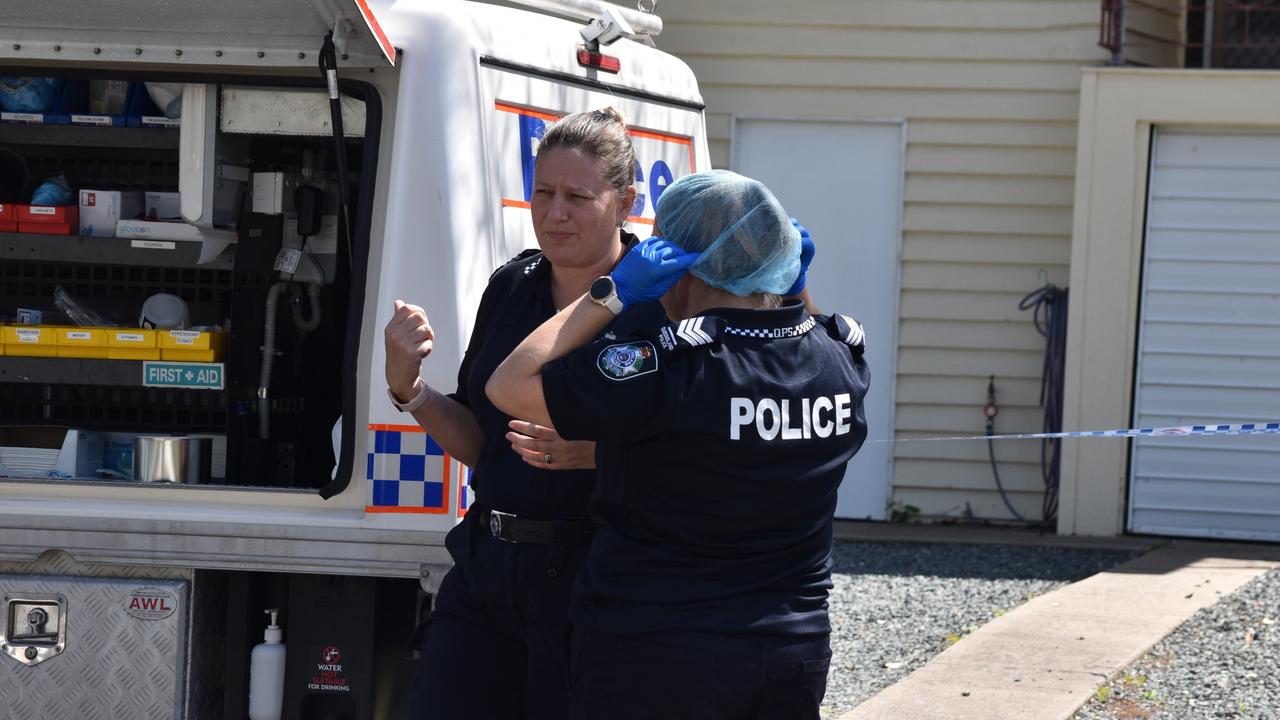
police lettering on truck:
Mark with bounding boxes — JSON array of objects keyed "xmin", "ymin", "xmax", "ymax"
[{"xmin": 516, "ymin": 111, "xmax": 687, "ymax": 220}]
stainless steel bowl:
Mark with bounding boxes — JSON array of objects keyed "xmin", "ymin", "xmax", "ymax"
[{"xmin": 133, "ymin": 436, "xmax": 212, "ymax": 484}]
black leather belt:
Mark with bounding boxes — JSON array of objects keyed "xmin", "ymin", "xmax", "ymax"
[{"xmin": 477, "ymin": 508, "xmax": 598, "ymax": 545}]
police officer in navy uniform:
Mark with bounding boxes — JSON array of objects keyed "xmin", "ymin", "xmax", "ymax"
[
  {"xmin": 386, "ymin": 108, "xmax": 665, "ymax": 719},
  {"xmin": 487, "ymin": 170, "xmax": 869, "ymax": 719}
]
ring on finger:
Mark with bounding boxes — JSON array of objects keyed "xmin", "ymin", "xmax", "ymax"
[{"xmin": 544, "ymin": 452, "xmax": 553, "ymax": 465}]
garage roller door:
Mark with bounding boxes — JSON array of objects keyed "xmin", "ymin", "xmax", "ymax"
[{"xmin": 1130, "ymin": 128, "xmax": 1280, "ymax": 541}]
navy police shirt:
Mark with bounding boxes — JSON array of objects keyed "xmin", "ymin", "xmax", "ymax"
[
  {"xmin": 542, "ymin": 301, "xmax": 870, "ymax": 636},
  {"xmin": 450, "ymin": 234, "xmax": 661, "ymax": 518}
]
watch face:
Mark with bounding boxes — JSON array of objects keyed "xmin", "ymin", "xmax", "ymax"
[{"xmin": 590, "ymin": 276, "xmax": 614, "ymax": 301}]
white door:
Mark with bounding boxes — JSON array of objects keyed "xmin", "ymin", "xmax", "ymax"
[
  {"xmin": 733, "ymin": 118, "xmax": 904, "ymax": 520},
  {"xmin": 1130, "ymin": 128, "xmax": 1280, "ymax": 541}
]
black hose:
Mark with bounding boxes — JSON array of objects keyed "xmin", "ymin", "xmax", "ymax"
[
  {"xmin": 319, "ymin": 33, "xmax": 356, "ymax": 276},
  {"xmin": 1018, "ymin": 284, "xmax": 1069, "ymax": 525}
]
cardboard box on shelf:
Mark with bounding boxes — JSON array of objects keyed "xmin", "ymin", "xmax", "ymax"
[
  {"xmin": 115, "ymin": 218, "xmax": 203, "ymax": 241},
  {"xmin": 79, "ymin": 190, "xmax": 144, "ymax": 237},
  {"xmin": 15, "ymin": 308, "xmax": 42, "ymax": 324},
  {"xmin": 115, "ymin": 220, "xmax": 238, "ymax": 263},
  {"xmin": 101, "ymin": 432, "xmax": 137, "ymax": 480},
  {"xmin": 251, "ymin": 172, "xmax": 292, "ymax": 215},
  {"xmin": 0, "ymin": 426, "xmax": 105, "ymax": 479},
  {"xmin": 17, "ymin": 204, "xmax": 78, "ymax": 235},
  {"xmin": 144, "ymin": 192, "xmax": 181, "ymax": 220}
]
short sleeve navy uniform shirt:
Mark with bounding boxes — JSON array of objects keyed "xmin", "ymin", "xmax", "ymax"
[
  {"xmin": 543, "ymin": 301, "xmax": 870, "ymax": 636},
  {"xmin": 450, "ymin": 234, "xmax": 659, "ymax": 518}
]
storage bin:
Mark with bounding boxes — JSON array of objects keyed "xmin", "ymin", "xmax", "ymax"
[
  {"xmin": 2, "ymin": 325, "xmax": 57, "ymax": 357},
  {"xmin": 105, "ymin": 328, "xmax": 159, "ymax": 360},
  {"xmin": 55, "ymin": 326, "xmax": 109, "ymax": 358},
  {"xmin": 17, "ymin": 204, "xmax": 79, "ymax": 235},
  {"xmin": 0, "ymin": 79, "xmax": 177, "ymax": 128},
  {"xmin": 0, "ymin": 77, "xmax": 70, "ymax": 125},
  {"xmin": 159, "ymin": 329, "xmax": 228, "ymax": 362},
  {"xmin": 0, "ymin": 203, "xmax": 16, "ymax": 232}
]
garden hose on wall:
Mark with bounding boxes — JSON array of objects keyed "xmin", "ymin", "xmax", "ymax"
[{"xmin": 987, "ymin": 283, "xmax": 1070, "ymax": 526}]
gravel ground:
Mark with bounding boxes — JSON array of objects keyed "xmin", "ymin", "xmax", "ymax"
[
  {"xmin": 820, "ymin": 541, "xmax": 1140, "ymax": 718},
  {"xmin": 1072, "ymin": 567, "xmax": 1280, "ymax": 720}
]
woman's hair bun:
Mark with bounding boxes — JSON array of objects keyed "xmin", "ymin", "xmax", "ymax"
[
  {"xmin": 537, "ymin": 107, "xmax": 637, "ymax": 195},
  {"xmin": 598, "ymin": 106, "xmax": 626, "ymax": 127}
]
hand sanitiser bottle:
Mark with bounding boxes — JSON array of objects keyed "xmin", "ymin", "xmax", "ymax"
[{"xmin": 248, "ymin": 608, "xmax": 286, "ymax": 720}]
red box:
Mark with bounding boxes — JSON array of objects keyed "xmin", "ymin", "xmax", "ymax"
[
  {"xmin": 0, "ymin": 204, "xmax": 16, "ymax": 233},
  {"xmin": 17, "ymin": 204, "xmax": 79, "ymax": 235}
]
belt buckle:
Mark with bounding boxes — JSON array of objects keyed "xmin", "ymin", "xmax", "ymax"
[{"xmin": 489, "ymin": 509, "xmax": 514, "ymax": 542}]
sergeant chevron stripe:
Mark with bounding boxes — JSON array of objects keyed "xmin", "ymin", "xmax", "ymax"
[
  {"xmin": 676, "ymin": 316, "xmax": 714, "ymax": 345},
  {"xmin": 839, "ymin": 314, "xmax": 864, "ymax": 346}
]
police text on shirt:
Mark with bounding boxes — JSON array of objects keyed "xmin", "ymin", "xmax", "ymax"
[{"xmin": 729, "ymin": 394, "xmax": 855, "ymax": 441}]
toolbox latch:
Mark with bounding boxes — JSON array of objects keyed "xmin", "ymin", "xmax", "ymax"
[{"xmin": 1, "ymin": 594, "xmax": 67, "ymax": 667}]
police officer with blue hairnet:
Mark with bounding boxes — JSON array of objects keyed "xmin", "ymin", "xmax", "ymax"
[{"xmin": 487, "ymin": 169, "xmax": 868, "ymax": 720}]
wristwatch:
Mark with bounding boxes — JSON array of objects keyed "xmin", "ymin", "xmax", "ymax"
[
  {"xmin": 387, "ymin": 379, "xmax": 432, "ymax": 413},
  {"xmin": 589, "ymin": 275, "xmax": 624, "ymax": 315}
]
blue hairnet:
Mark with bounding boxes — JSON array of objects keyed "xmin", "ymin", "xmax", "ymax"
[{"xmin": 655, "ymin": 170, "xmax": 800, "ymax": 296}]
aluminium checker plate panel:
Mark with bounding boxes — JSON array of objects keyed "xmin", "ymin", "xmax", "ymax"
[{"xmin": 0, "ymin": 575, "xmax": 188, "ymax": 720}]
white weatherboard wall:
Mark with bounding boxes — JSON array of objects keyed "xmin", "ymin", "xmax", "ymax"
[
  {"xmin": 649, "ymin": 0, "xmax": 1178, "ymax": 522},
  {"xmin": 732, "ymin": 119, "xmax": 903, "ymax": 520},
  {"xmin": 1129, "ymin": 128, "xmax": 1280, "ymax": 541}
]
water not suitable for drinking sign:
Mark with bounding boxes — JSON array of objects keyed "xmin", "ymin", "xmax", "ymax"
[{"xmin": 143, "ymin": 362, "xmax": 224, "ymax": 390}]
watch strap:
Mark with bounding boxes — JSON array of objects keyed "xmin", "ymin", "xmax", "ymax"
[
  {"xmin": 599, "ymin": 293, "xmax": 624, "ymax": 314},
  {"xmin": 387, "ymin": 379, "xmax": 431, "ymax": 413}
]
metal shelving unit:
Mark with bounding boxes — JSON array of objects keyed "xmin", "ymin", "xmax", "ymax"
[
  {"xmin": 0, "ymin": 123, "xmax": 180, "ymax": 149},
  {"xmin": 0, "ymin": 356, "xmax": 153, "ymax": 386},
  {"xmin": 0, "ymin": 232, "xmax": 235, "ymax": 269}
]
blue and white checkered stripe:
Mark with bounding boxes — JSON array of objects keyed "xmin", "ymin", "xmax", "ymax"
[
  {"xmin": 367, "ymin": 426, "xmax": 447, "ymax": 511},
  {"xmin": 874, "ymin": 421, "xmax": 1280, "ymax": 443}
]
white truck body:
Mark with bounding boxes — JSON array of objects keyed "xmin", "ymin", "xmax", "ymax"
[
  {"xmin": 0, "ymin": 0, "xmax": 708, "ymax": 578},
  {"xmin": 0, "ymin": 2, "xmax": 707, "ymax": 715}
]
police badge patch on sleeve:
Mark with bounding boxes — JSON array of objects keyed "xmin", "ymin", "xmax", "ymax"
[{"xmin": 596, "ymin": 341, "xmax": 659, "ymax": 381}]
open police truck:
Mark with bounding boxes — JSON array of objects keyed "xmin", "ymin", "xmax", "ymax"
[{"xmin": 0, "ymin": 0, "xmax": 708, "ymax": 716}]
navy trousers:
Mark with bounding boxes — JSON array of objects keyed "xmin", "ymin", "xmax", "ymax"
[
  {"xmin": 409, "ymin": 511, "xmax": 588, "ymax": 720},
  {"xmin": 569, "ymin": 628, "xmax": 832, "ymax": 720}
]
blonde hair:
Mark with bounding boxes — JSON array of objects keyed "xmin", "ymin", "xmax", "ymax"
[{"xmin": 537, "ymin": 107, "xmax": 636, "ymax": 195}]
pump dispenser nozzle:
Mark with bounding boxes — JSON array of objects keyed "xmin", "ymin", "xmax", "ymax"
[{"xmin": 263, "ymin": 608, "xmax": 283, "ymax": 644}]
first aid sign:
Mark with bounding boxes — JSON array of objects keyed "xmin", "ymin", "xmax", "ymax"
[{"xmin": 143, "ymin": 362, "xmax": 225, "ymax": 390}]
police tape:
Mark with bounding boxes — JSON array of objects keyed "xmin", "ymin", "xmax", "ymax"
[{"xmin": 871, "ymin": 421, "xmax": 1280, "ymax": 443}]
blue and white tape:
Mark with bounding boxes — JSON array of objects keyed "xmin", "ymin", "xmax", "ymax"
[{"xmin": 873, "ymin": 421, "xmax": 1280, "ymax": 443}]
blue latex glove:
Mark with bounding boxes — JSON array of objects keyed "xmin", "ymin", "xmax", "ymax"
[
  {"xmin": 30, "ymin": 175, "xmax": 73, "ymax": 206},
  {"xmin": 611, "ymin": 237, "xmax": 701, "ymax": 309},
  {"xmin": 785, "ymin": 218, "xmax": 815, "ymax": 297}
]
